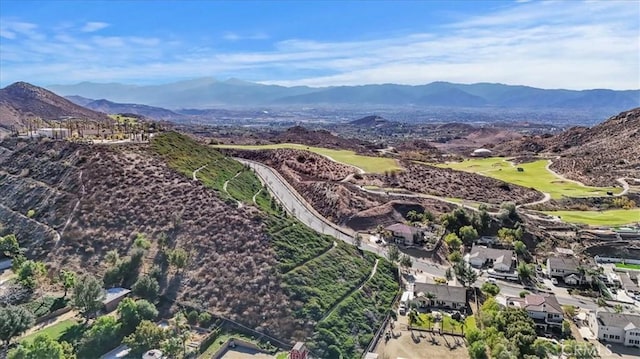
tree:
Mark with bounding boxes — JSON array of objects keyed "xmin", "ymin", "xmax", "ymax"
[
  {"xmin": 0, "ymin": 234, "xmax": 20, "ymax": 257},
  {"xmin": 197, "ymin": 312, "xmax": 212, "ymax": 328},
  {"xmin": 133, "ymin": 233, "xmax": 151, "ymax": 250},
  {"xmin": 58, "ymin": 270, "xmax": 76, "ymax": 299},
  {"xmin": 448, "ymin": 250, "xmax": 462, "ymax": 263},
  {"xmin": 499, "ymin": 202, "xmax": 519, "ymax": 222},
  {"xmin": 168, "ymin": 248, "xmax": 189, "ymax": 273},
  {"xmin": 399, "ymin": 254, "xmax": 413, "ymax": 271},
  {"xmin": 123, "ymin": 320, "xmax": 167, "ymax": 358},
  {"xmin": 0, "ymin": 305, "xmax": 35, "ymax": 349},
  {"xmin": 562, "ymin": 320, "xmax": 571, "ymax": 337},
  {"xmin": 407, "ymin": 309, "xmax": 419, "ymax": 327},
  {"xmin": 517, "ymin": 263, "xmax": 533, "ymax": 283},
  {"xmin": 8, "ymin": 334, "xmax": 74, "ymax": 359},
  {"xmin": 186, "ymin": 310, "xmax": 199, "ymax": 325},
  {"xmin": 105, "ymin": 250, "xmax": 120, "ymax": 266},
  {"xmin": 386, "ymin": 245, "xmax": 400, "ymax": 263},
  {"xmin": 468, "ymin": 340, "xmax": 488, "ymax": 359},
  {"xmin": 73, "ymin": 275, "xmax": 105, "ymax": 323},
  {"xmin": 76, "ymin": 316, "xmax": 122, "ymax": 358},
  {"xmin": 406, "ymin": 210, "xmax": 419, "ymax": 222},
  {"xmin": 459, "ymin": 225, "xmax": 479, "ymax": 246},
  {"xmin": 161, "ymin": 337, "xmax": 183, "ymax": 359},
  {"xmin": 445, "ymin": 267, "xmax": 453, "ymax": 282},
  {"xmin": 118, "ymin": 298, "xmax": 158, "ymax": 334},
  {"xmin": 17, "ymin": 260, "xmax": 47, "ymax": 289},
  {"xmin": 454, "ymin": 261, "xmax": 478, "ymax": 288},
  {"xmin": 481, "ymin": 282, "xmax": 500, "ymax": 297},
  {"xmin": 513, "ymin": 241, "xmax": 527, "ymax": 256},
  {"xmin": 444, "ymin": 233, "xmax": 462, "ymax": 252},
  {"xmin": 353, "ymin": 234, "xmax": 362, "ymax": 248},
  {"xmin": 562, "ymin": 305, "xmax": 577, "ymax": 318},
  {"xmin": 132, "ymin": 275, "xmax": 159, "ymax": 302}
]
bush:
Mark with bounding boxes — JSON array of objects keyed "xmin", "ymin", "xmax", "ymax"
[
  {"xmin": 132, "ymin": 275, "xmax": 159, "ymax": 302},
  {"xmin": 186, "ymin": 310, "xmax": 199, "ymax": 325},
  {"xmin": 198, "ymin": 312, "xmax": 212, "ymax": 327},
  {"xmin": 26, "ymin": 209, "xmax": 35, "ymax": 218}
]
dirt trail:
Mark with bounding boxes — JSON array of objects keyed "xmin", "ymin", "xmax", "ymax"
[{"xmin": 192, "ymin": 164, "xmax": 207, "ymax": 181}]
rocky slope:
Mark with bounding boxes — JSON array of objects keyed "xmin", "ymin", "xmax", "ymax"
[
  {"xmin": 0, "ymin": 82, "xmax": 112, "ymax": 133},
  {"xmin": 0, "ymin": 137, "xmax": 296, "ymax": 337}
]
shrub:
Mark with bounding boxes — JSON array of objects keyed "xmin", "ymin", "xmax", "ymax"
[
  {"xmin": 26, "ymin": 209, "xmax": 35, "ymax": 218},
  {"xmin": 186, "ymin": 310, "xmax": 199, "ymax": 325},
  {"xmin": 132, "ymin": 275, "xmax": 159, "ymax": 302},
  {"xmin": 198, "ymin": 312, "xmax": 212, "ymax": 327}
]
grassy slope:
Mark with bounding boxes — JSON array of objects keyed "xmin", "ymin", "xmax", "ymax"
[
  {"xmin": 434, "ymin": 157, "xmax": 621, "ymax": 199},
  {"xmin": 152, "ymin": 133, "xmax": 397, "ymax": 357},
  {"xmin": 543, "ymin": 209, "xmax": 640, "ymax": 226},
  {"xmin": 615, "ymin": 262, "xmax": 640, "ymax": 270},
  {"xmin": 213, "ymin": 143, "xmax": 400, "ymax": 173},
  {"xmin": 20, "ymin": 319, "xmax": 78, "ymax": 344}
]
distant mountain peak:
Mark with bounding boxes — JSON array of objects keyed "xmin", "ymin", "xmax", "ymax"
[{"xmin": 349, "ymin": 115, "xmax": 392, "ymax": 126}]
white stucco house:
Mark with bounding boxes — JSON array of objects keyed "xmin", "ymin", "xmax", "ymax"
[
  {"xmin": 506, "ymin": 293, "xmax": 564, "ymax": 331},
  {"xmin": 589, "ymin": 311, "xmax": 640, "ymax": 347},
  {"xmin": 468, "ymin": 245, "xmax": 514, "ymax": 272}
]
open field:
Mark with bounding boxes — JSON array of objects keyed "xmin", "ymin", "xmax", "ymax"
[
  {"xmin": 213, "ymin": 143, "xmax": 401, "ymax": 173},
  {"xmin": 615, "ymin": 262, "xmax": 640, "ymax": 270},
  {"xmin": 434, "ymin": 157, "xmax": 622, "ymax": 199},
  {"xmin": 542, "ymin": 209, "xmax": 640, "ymax": 226}
]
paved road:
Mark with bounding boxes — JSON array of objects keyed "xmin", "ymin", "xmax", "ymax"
[
  {"xmin": 239, "ymin": 158, "xmax": 606, "ymax": 309},
  {"xmin": 237, "ymin": 158, "xmax": 446, "ymax": 275}
]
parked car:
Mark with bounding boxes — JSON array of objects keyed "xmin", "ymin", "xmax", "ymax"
[
  {"xmin": 551, "ymin": 278, "xmax": 558, "ymax": 285},
  {"xmin": 398, "ymin": 303, "xmax": 407, "ymax": 315}
]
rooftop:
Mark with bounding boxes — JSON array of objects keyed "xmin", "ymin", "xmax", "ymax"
[
  {"xmin": 385, "ymin": 223, "xmax": 421, "ymax": 236},
  {"xmin": 413, "ymin": 283, "xmax": 467, "ymax": 304},
  {"xmin": 103, "ymin": 287, "xmax": 131, "ymax": 304},
  {"xmin": 547, "ymin": 256, "xmax": 580, "ymax": 271},
  {"xmin": 469, "ymin": 245, "xmax": 514, "ymax": 266},
  {"xmin": 507, "ymin": 293, "xmax": 563, "ymax": 314},
  {"xmin": 597, "ymin": 311, "xmax": 640, "ymax": 330}
]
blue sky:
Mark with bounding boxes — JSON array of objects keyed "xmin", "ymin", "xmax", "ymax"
[{"xmin": 0, "ymin": 0, "xmax": 638, "ymax": 89}]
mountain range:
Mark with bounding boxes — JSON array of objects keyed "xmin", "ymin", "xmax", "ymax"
[{"xmin": 48, "ymin": 78, "xmax": 640, "ymax": 115}]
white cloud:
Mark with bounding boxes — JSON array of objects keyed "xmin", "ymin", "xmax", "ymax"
[
  {"xmin": 81, "ymin": 21, "xmax": 109, "ymax": 32},
  {"xmin": 222, "ymin": 31, "xmax": 269, "ymax": 41},
  {"xmin": 1, "ymin": 1, "xmax": 638, "ymax": 89}
]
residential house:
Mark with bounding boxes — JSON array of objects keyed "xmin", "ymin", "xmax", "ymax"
[
  {"xmin": 385, "ymin": 223, "xmax": 423, "ymax": 246},
  {"xmin": 412, "ymin": 283, "xmax": 468, "ymax": 311},
  {"xmin": 547, "ymin": 256, "xmax": 583, "ymax": 285},
  {"xmin": 289, "ymin": 342, "xmax": 308, "ymax": 359},
  {"xmin": 103, "ymin": 287, "xmax": 131, "ymax": 312},
  {"xmin": 506, "ymin": 293, "xmax": 563, "ymax": 331},
  {"xmin": 619, "ymin": 272, "xmax": 640, "ymax": 297},
  {"xmin": 468, "ymin": 245, "xmax": 514, "ymax": 272},
  {"xmin": 589, "ymin": 311, "xmax": 640, "ymax": 347}
]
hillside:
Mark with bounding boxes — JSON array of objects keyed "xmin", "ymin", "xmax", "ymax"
[
  {"xmin": 0, "ymin": 133, "xmax": 398, "ymax": 357},
  {"xmin": 348, "ymin": 115, "xmax": 394, "ymax": 127},
  {"xmin": 81, "ymin": 99, "xmax": 189, "ymax": 121},
  {"xmin": 0, "ymin": 82, "xmax": 112, "ymax": 133},
  {"xmin": 494, "ymin": 108, "xmax": 640, "ymax": 186}
]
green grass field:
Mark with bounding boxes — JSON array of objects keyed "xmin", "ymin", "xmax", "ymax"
[
  {"xmin": 435, "ymin": 157, "xmax": 621, "ymax": 199},
  {"xmin": 109, "ymin": 114, "xmax": 138, "ymax": 124},
  {"xmin": 20, "ymin": 318, "xmax": 78, "ymax": 344},
  {"xmin": 213, "ymin": 143, "xmax": 400, "ymax": 174},
  {"xmin": 543, "ymin": 209, "xmax": 640, "ymax": 226},
  {"xmin": 615, "ymin": 262, "xmax": 640, "ymax": 270}
]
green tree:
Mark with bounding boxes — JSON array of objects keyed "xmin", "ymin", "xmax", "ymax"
[
  {"xmin": 399, "ymin": 254, "xmax": 413, "ymax": 271},
  {"xmin": 0, "ymin": 234, "xmax": 20, "ymax": 257},
  {"xmin": 132, "ymin": 275, "xmax": 159, "ymax": 302},
  {"xmin": 513, "ymin": 241, "xmax": 527, "ymax": 256},
  {"xmin": 197, "ymin": 312, "xmax": 212, "ymax": 327},
  {"xmin": 454, "ymin": 261, "xmax": 478, "ymax": 288},
  {"xmin": 186, "ymin": 310, "xmax": 198, "ymax": 325},
  {"xmin": 0, "ymin": 305, "xmax": 35, "ymax": 349},
  {"xmin": 468, "ymin": 340, "xmax": 488, "ymax": 359},
  {"xmin": 118, "ymin": 298, "xmax": 158, "ymax": 334},
  {"xmin": 481, "ymin": 282, "xmax": 500, "ymax": 297},
  {"xmin": 133, "ymin": 233, "xmax": 151, "ymax": 250},
  {"xmin": 517, "ymin": 263, "xmax": 533, "ymax": 283},
  {"xmin": 459, "ymin": 225, "xmax": 479, "ymax": 246},
  {"xmin": 8, "ymin": 334, "xmax": 75, "ymax": 359},
  {"xmin": 448, "ymin": 250, "xmax": 462, "ymax": 263},
  {"xmin": 17, "ymin": 260, "xmax": 47, "ymax": 289},
  {"xmin": 444, "ymin": 233, "xmax": 462, "ymax": 252},
  {"xmin": 161, "ymin": 337, "xmax": 183, "ymax": 359},
  {"xmin": 386, "ymin": 245, "xmax": 400, "ymax": 263},
  {"xmin": 406, "ymin": 210, "xmax": 419, "ymax": 222},
  {"xmin": 168, "ymin": 248, "xmax": 188, "ymax": 273},
  {"xmin": 76, "ymin": 316, "xmax": 122, "ymax": 359},
  {"xmin": 105, "ymin": 250, "xmax": 120, "ymax": 266},
  {"xmin": 407, "ymin": 309, "xmax": 419, "ymax": 327},
  {"xmin": 562, "ymin": 305, "xmax": 577, "ymax": 317},
  {"xmin": 58, "ymin": 270, "xmax": 76, "ymax": 299},
  {"xmin": 73, "ymin": 275, "xmax": 105, "ymax": 323},
  {"xmin": 445, "ymin": 267, "xmax": 453, "ymax": 282},
  {"xmin": 123, "ymin": 320, "xmax": 167, "ymax": 358}
]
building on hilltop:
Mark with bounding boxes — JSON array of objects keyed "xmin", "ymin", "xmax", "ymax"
[{"xmin": 505, "ymin": 293, "xmax": 563, "ymax": 332}]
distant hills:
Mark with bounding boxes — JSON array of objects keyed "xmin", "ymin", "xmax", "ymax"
[
  {"xmin": 0, "ymin": 82, "xmax": 111, "ymax": 133},
  {"xmin": 66, "ymin": 97, "xmax": 188, "ymax": 121},
  {"xmin": 48, "ymin": 78, "xmax": 640, "ymax": 115}
]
